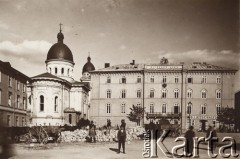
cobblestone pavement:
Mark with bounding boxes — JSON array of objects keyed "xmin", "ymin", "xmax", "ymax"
[{"xmin": 9, "ymin": 137, "xmax": 240, "ymax": 159}]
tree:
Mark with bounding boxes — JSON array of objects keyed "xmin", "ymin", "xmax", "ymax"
[
  {"xmin": 217, "ymin": 107, "xmax": 235, "ymax": 127},
  {"xmin": 127, "ymin": 105, "xmax": 144, "ymax": 126}
]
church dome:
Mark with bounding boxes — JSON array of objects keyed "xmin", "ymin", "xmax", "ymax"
[
  {"xmin": 82, "ymin": 56, "xmax": 95, "ymax": 74},
  {"xmin": 46, "ymin": 29, "xmax": 74, "ymax": 64}
]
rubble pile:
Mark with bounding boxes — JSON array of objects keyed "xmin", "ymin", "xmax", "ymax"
[{"xmin": 60, "ymin": 126, "xmax": 145, "ymax": 143}]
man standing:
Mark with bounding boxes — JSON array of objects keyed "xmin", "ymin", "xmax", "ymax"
[
  {"xmin": 184, "ymin": 126, "xmax": 195, "ymax": 157},
  {"xmin": 89, "ymin": 121, "xmax": 96, "ymax": 143},
  {"xmin": 117, "ymin": 126, "xmax": 126, "ymax": 154}
]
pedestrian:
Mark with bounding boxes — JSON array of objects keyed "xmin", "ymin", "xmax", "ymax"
[
  {"xmin": 117, "ymin": 126, "xmax": 126, "ymax": 154},
  {"xmin": 206, "ymin": 125, "xmax": 217, "ymax": 152},
  {"xmin": 107, "ymin": 119, "xmax": 111, "ymax": 134},
  {"xmin": 89, "ymin": 121, "xmax": 96, "ymax": 143},
  {"xmin": 184, "ymin": 126, "xmax": 195, "ymax": 157},
  {"xmin": 107, "ymin": 119, "xmax": 111, "ymax": 129},
  {"xmin": 120, "ymin": 119, "xmax": 126, "ymax": 130}
]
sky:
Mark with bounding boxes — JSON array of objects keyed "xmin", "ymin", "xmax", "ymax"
[{"xmin": 0, "ymin": 0, "xmax": 239, "ymax": 80}]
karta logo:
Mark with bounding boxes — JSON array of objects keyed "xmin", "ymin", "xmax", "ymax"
[{"xmin": 142, "ymin": 130, "xmax": 239, "ymax": 158}]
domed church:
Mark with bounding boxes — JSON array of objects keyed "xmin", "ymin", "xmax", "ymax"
[
  {"xmin": 81, "ymin": 55, "xmax": 95, "ymax": 82},
  {"xmin": 27, "ymin": 26, "xmax": 93, "ymax": 126}
]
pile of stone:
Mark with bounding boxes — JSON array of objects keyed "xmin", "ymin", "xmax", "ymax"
[{"xmin": 60, "ymin": 126, "xmax": 145, "ymax": 143}]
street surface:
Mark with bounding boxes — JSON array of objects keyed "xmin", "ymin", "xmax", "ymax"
[{"xmin": 9, "ymin": 135, "xmax": 240, "ymax": 159}]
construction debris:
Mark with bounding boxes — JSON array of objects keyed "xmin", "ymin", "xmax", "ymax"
[{"xmin": 60, "ymin": 126, "xmax": 145, "ymax": 143}]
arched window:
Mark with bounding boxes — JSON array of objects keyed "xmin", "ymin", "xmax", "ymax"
[
  {"xmin": 54, "ymin": 96, "xmax": 58, "ymax": 112},
  {"xmin": 61, "ymin": 68, "xmax": 64, "ymax": 75},
  {"xmin": 106, "ymin": 90, "xmax": 111, "ymax": 98},
  {"xmin": 106, "ymin": 103, "xmax": 111, "ymax": 113},
  {"xmin": 49, "ymin": 68, "xmax": 51, "ymax": 74},
  {"xmin": 162, "ymin": 89, "xmax": 167, "ymax": 98},
  {"xmin": 121, "ymin": 90, "xmax": 126, "ymax": 98},
  {"xmin": 67, "ymin": 69, "xmax": 70, "ymax": 76},
  {"xmin": 107, "ymin": 76, "xmax": 111, "ymax": 83},
  {"xmin": 201, "ymin": 89, "xmax": 207, "ymax": 99},
  {"xmin": 216, "ymin": 104, "xmax": 221, "ymax": 114},
  {"xmin": 162, "ymin": 103, "xmax": 167, "ymax": 113},
  {"xmin": 187, "ymin": 89, "xmax": 193, "ymax": 98},
  {"xmin": 69, "ymin": 114, "xmax": 72, "ymax": 124},
  {"xmin": 216, "ymin": 90, "xmax": 221, "ymax": 99},
  {"xmin": 121, "ymin": 103, "xmax": 126, "ymax": 113},
  {"xmin": 174, "ymin": 89, "xmax": 179, "ymax": 99},
  {"xmin": 150, "ymin": 103, "xmax": 154, "ymax": 113},
  {"xmin": 187, "ymin": 102, "xmax": 192, "ymax": 114},
  {"xmin": 55, "ymin": 67, "xmax": 57, "ymax": 75},
  {"xmin": 150, "ymin": 89, "xmax": 154, "ymax": 98},
  {"xmin": 137, "ymin": 89, "xmax": 141, "ymax": 98},
  {"xmin": 201, "ymin": 104, "xmax": 207, "ymax": 115},
  {"xmin": 40, "ymin": 95, "xmax": 44, "ymax": 111},
  {"xmin": 173, "ymin": 103, "xmax": 179, "ymax": 114}
]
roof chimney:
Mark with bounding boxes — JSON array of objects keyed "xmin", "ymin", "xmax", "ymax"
[
  {"xmin": 105, "ymin": 63, "xmax": 110, "ymax": 68},
  {"xmin": 130, "ymin": 60, "xmax": 135, "ymax": 65}
]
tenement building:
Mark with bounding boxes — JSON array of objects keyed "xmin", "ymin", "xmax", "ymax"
[
  {"xmin": 90, "ymin": 58, "xmax": 237, "ymax": 131},
  {"xmin": 0, "ymin": 60, "xmax": 30, "ymax": 127},
  {"xmin": 27, "ymin": 27, "xmax": 91, "ymax": 126}
]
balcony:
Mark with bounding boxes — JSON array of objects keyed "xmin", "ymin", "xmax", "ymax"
[{"xmin": 146, "ymin": 112, "xmax": 181, "ymax": 119}]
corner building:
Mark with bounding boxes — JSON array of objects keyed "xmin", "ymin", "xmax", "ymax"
[
  {"xmin": 90, "ymin": 58, "xmax": 237, "ymax": 131},
  {"xmin": 0, "ymin": 61, "xmax": 30, "ymax": 127}
]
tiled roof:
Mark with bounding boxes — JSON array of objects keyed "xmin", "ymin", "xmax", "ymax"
[
  {"xmin": 32, "ymin": 72, "xmax": 64, "ymax": 80},
  {"xmin": 95, "ymin": 64, "xmax": 144, "ymax": 72},
  {"xmin": 183, "ymin": 63, "xmax": 236, "ymax": 71},
  {"xmin": 0, "ymin": 60, "xmax": 30, "ymax": 80},
  {"xmin": 92, "ymin": 62, "xmax": 237, "ymax": 72}
]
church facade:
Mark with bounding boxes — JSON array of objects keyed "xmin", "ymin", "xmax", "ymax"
[{"xmin": 27, "ymin": 29, "xmax": 93, "ymax": 126}]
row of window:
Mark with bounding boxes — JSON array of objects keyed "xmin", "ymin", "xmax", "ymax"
[
  {"xmin": 8, "ymin": 76, "xmax": 26, "ymax": 92},
  {"xmin": 3, "ymin": 91, "xmax": 26, "ymax": 109},
  {"xmin": 186, "ymin": 103, "xmax": 221, "ymax": 115},
  {"xmin": 39, "ymin": 95, "xmax": 58, "ymax": 112},
  {"xmin": 5, "ymin": 115, "xmax": 26, "ymax": 127},
  {"xmin": 49, "ymin": 67, "xmax": 72, "ymax": 76},
  {"xmin": 105, "ymin": 75, "xmax": 222, "ymax": 84},
  {"xmin": 105, "ymin": 102, "xmax": 221, "ymax": 115},
  {"xmin": 106, "ymin": 103, "xmax": 129, "ymax": 114},
  {"xmin": 105, "ymin": 89, "xmax": 222, "ymax": 99}
]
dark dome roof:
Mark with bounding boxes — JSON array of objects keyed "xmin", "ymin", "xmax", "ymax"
[
  {"xmin": 82, "ymin": 56, "xmax": 95, "ymax": 74},
  {"xmin": 45, "ymin": 31, "xmax": 74, "ymax": 64}
]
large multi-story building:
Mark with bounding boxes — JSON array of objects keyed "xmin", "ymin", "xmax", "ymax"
[
  {"xmin": 90, "ymin": 58, "xmax": 237, "ymax": 131},
  {"xmin": 0, "ymin": 60, "xmax": 30, "ymax": 127}
]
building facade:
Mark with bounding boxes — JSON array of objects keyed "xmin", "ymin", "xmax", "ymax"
[
  {"xmin": 27, "ymin": 28, "xmax": 91, "ymax": 126},
  {"xmin": 0, "ymin": 61, "xmax": 30, "ymax": 127},
  {"xmin": 90, "ymin": 58, "xmax": 237, "ymax": 131}
]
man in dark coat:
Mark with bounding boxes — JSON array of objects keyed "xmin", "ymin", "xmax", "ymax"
[
  {"xmin": 184, "ymin": 126, "xmax": 195, "ymax": 156},
  {"xmin": 120, "ymin": 119, "xmax": 126, "ymax": 130},
  {"xmin": 206, "ymin": 126, "xmax": 217, "ymax": 152},
  {"xmin": 117, "ymin": 126, "xmax": 126, "ymax": 154},
  {"xmin": 89, "ymin": 121, "xmax": 96, "ymax": 143}
]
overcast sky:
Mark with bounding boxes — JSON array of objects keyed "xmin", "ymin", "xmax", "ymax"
[{"xmin": 0, "ymin": 0, "xmax": 239, "ymax": 80}]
